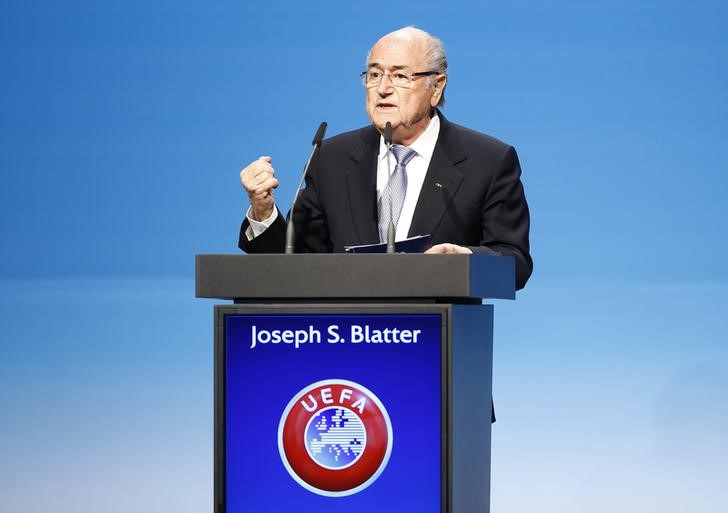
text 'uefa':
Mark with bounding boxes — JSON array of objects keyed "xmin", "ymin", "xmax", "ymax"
[{"xmin": 249, "ymin": 324, "xmax": 422, "ymax": 349}]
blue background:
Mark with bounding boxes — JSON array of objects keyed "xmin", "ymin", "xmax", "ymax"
[
  {"xmin": 1, "ymin": 1, "xmax": 727, "ymax": 512},
  {"xmin": 225, "ymin": 313, "xmax": 442, "ymax": 512}
]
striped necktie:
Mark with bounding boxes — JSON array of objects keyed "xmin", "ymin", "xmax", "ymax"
[{"xmin": 378, "ymin": 145, "xmax": 417, "ymax": 243}]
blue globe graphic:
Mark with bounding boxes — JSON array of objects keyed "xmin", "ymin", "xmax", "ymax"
[{"xmin": 305, "ymin": 406, "xmax": 367, "ymax": 469}]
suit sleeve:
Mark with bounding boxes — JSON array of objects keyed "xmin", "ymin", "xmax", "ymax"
[
  {"xmin": 470, "ymin": 145, "xmax": 533, "ymax": 290},
  {"xmin": 238, "ymin": 207, "xmax": 287, "ymax": 253}
]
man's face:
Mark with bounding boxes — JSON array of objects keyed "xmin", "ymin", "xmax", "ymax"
[{"xmin": 365, "ymin": 35, "xmax": 445, "ymax": 145}]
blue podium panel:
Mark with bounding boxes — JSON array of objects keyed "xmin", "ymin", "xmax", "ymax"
[
  {"xmin": 217, "ymin": 306, "xmax": 448, "ymax": 513},
  {"xmin": 215, "ymin": 303, "xmax": 494, "ymax": 513}
]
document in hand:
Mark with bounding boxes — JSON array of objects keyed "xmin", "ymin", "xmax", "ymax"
[{"xmin": 344, "ymin": 234, "xmax": 432, "ymax": 254}]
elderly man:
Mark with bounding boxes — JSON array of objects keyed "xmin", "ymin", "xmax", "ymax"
[{"xmin": 239, "ymin": 27, "xmax": 532, "ymax": 290}]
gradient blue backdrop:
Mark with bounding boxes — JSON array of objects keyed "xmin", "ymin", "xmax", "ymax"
[{"xmin": 1, "ymin": 1, "xmax": 726, "ymax": 512}]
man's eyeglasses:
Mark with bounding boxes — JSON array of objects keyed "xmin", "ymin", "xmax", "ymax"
[{"xmin": 360, "ymin": 69, "xmax": 439, "ymax": 89}]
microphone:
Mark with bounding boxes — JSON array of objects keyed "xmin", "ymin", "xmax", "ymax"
[
  {"xmin": 312, "ymin": 121, "xmax": 327, "ymax": 146},
  {"xmin": 384, "ymin": 122, "xmax": 396, "ymax": 253},
  {"xmin": 285, "ymin": 121, "xmax": 328, "ymax": 254}
]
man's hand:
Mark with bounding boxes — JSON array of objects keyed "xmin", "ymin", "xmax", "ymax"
[
  {"xmin": 424, "ymin": 243, "xmax": 472, "ymax": 254},
  {"xmin": 240, "ymin": 156, "xmax": 279, "ymax": 221}
]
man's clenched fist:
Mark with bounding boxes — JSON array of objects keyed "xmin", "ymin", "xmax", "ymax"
[{"xmin": 240, "ymin": 156, "xmax": 279, "ymax": 221}]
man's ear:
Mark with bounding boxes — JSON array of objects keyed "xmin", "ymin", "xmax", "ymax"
[{"xmin": 430, "ymin": 75, "xmax": 447, "ymax": 107}]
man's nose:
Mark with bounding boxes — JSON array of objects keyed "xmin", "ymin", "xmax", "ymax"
[{"xmin": 377, "ymin": 74, "xmax": 394, "ymax": 95}]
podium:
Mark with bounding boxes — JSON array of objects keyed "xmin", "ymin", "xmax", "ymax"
[{"xmin": 196, "ymin": 254, "xmax": 516, "ymax": 513}]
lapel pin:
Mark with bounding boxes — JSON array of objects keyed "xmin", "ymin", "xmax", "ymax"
[{"xmin": 434, "ymin": 182, "xmax": 443, "ymax": 188}]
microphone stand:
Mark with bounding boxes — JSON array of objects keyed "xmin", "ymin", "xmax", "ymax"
[
  {"xmin": 285, "ymin": 122, "xmax": 328, "ymax": 254},
  {"xmin": 384, "ymin": 122, "xmax": 396, "ymax": 254}
]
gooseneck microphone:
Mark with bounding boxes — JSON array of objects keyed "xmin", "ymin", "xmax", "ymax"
[
  {"xmin": 285, "ymin": 121, "xmax": 328, "ymax": 254},
  {"xmin": 384, "ymin": 122, "xmax": 396, "ymax": 254}
]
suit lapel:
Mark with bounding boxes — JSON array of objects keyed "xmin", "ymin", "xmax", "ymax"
[
  {"xmin": 345, "ymin": 127, "xmax": 380, "ymax": 244},
  {"xmin": 408, "ymin": 115, "xmax": 466, "ymax": 238}
]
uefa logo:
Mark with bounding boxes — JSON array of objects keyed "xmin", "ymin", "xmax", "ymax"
[{"xmin": 277, "ymin": 379, "xmax": 393, "ymax": 497}]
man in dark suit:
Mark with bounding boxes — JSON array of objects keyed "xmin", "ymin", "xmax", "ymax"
[{"xmin": 239, "ymin": 27, "xmax": 532, "ymax": 290}]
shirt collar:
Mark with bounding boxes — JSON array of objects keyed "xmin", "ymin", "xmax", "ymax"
[{"xmin": 377, "ymin": 111, "xmax": 441, "ymax": 162}]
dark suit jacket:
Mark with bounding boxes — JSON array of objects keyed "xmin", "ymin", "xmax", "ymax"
[{"xmin": 239, "ymin": 112, "xmax": 532, "ymax": 290}]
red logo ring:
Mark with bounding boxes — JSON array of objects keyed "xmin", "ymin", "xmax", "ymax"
[{"xmin": 278, "ymin": 379, "xmax": 393, "ymax": 497}]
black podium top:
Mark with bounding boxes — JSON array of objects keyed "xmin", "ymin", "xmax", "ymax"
[{"xmin": 195, "ymin": 254, "xmax": 515, "ymax": 302}]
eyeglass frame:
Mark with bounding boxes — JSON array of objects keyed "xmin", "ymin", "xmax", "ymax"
[{"xmin": 360, "ymin": 68, "xmax": 440, "ymax": 89}]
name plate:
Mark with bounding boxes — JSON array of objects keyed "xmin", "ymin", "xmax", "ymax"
[{"xmin": 220, "ymin": 307, "xmax": 447, "ymax": 512}]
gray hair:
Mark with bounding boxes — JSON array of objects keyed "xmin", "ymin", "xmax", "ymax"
[
  {"xmin": 424, "ymin": 33, "xmax": 447, "ymax": 106},
  {"xmin": 366, "ymin": 27, "xmax": 448, "ymax": 107}
]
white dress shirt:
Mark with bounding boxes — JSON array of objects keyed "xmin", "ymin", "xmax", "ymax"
[
  {"xmin": 246, "ymin": 114, "xmax": 441, "ymax": 243},
  {"xmin": 376, "ymin": 114, "xmax": 439, "ymax": 241}
]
